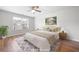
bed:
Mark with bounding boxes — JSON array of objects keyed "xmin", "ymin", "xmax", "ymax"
[{"xmin": 24, "ymin": 30, "xmax": 59, "ymax": 52}]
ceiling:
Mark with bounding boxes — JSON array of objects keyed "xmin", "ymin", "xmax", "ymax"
[{"xmin": 0, "ymin": 6, "xmax": 71, "ymax": 17}]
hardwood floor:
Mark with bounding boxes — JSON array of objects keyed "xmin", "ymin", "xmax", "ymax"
[
  {"xmin": 55, "ymin": 40, "xmax": 79, "ymax": 52},
  {"xmin": 0, "ymin": 34, "xmax": 79, "ymax": 52},
  {"xmin": 0, "ymin": 34, "xmax": 24, "ymax": 52}
]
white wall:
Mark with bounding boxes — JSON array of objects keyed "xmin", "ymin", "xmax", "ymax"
[
  {"xmin": 35, "ymin": 14, "xmax": 46, "ymax": 29},
  {"xmin": 35, "ymin": 7, "xmax": 79, "ymax": 42}
]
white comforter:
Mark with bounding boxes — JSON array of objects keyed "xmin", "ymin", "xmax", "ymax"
[{"xmin": 24, "ymin": 33, "xmax": 50, "ymax": 52}]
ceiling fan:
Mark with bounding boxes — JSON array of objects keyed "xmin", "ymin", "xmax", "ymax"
[{"xmin": 28, "ymin": 6, "xmax": 41, "ymax": 14}]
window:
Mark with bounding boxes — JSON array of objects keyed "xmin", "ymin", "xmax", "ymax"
[{"xmin": 13, "ymin": 16, "xmax": 29, "ymax": 31}]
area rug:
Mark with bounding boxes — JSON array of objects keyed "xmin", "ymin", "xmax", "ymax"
[{"xmin": 15, "ymin": 36, "xmax": 39, "ymax": 52}]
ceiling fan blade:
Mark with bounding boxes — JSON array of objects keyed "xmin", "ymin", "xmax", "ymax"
[{"xmin": 35, "ymin": 10, "xmax": 41, "ymax": 12}]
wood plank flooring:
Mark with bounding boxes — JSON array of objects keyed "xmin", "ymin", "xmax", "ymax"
[{"xmin": 0, "ymin": 34, "xmax": 79, "ymax": 52}]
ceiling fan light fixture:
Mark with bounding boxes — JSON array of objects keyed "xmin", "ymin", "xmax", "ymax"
[
  {"xmin": 31, "ymin": 10, "xmax": 36, "ymax": 14},
  {"xmin": 29, "ymin": 6, "xmax": 41, "ymax": 14}
]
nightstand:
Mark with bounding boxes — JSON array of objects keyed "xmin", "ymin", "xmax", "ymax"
[{"xmin": 59, "ymin": 31, "xmax": 67, "ymax": 40}]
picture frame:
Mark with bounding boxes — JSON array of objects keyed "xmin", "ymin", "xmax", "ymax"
[{"xmin": 45, "ymin": 16, "xmax": 57, "ymax": 25}]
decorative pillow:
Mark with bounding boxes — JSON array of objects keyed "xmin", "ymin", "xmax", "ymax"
[
  {"xmin": 43, "ymin": 25, "xmax": 61, "ymax": 32},
  {"xmin": 52, "ymin": 27, "xmax": 61, "ymax": 32}
]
